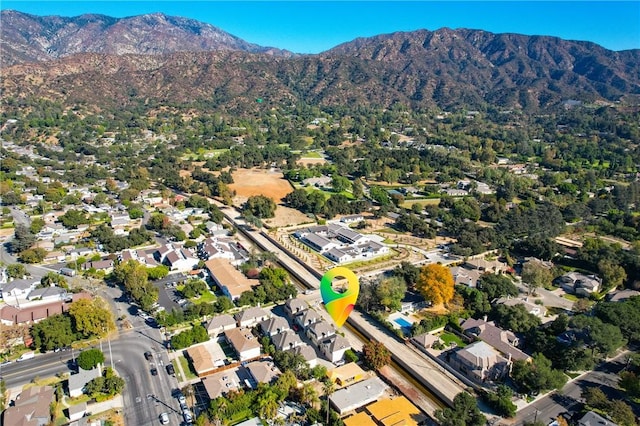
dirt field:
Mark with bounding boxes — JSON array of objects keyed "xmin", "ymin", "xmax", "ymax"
[
  {"xmin": 296, "ymin": 158, "xmax": 327, "ymax": 166},
  {"xmin": 264, "ymin": 205, "xmax": 314, "ymax": 228},
  {"xmin": 229, "ymin": 168, "xmax": 294, "ymax": 203}
]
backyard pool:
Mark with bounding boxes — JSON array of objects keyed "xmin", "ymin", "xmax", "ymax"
[{"xmin": 393, "ymin": 317, "xmax": 413, "ymax": 328}]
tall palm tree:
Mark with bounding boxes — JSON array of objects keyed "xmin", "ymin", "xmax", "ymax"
[{"xmin": 322, "ymin": 380, "xmax": 335, "ymax": 426}]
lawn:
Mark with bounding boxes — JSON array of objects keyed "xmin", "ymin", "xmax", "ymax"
[
  {"xmin": 192, "ymin": 290, "xmax": 216, "ymax": 304},
  {"xmin": 439, "ymin": 332, "xmax": 467, "ymax": 348},
  {"xmin": 563, "ymin": 294, "xmax": 580, "ymax": 302},
  {"xmin": 400, "ymin": 198, "xmax": 441, "ymax": 209},
  {"xmin": 178, "ymin": 355, "xmax": 198, "ymax": 380},
  {"xmin": 300, "ymin": 151, "xmax": 323, "ymax": 158}
]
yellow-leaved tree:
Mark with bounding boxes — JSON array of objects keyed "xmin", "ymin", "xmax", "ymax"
[{"xmin": 416, "ymin": 263, "xmax": 454, "ymax": 306}]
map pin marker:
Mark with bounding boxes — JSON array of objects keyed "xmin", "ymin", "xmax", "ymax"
[{"xmin": 320, "ymin": 267, "xmax": 360, "ymax": 328}]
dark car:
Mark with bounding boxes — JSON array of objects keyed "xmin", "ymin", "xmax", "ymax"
[
  {"xmin": 151, "ymin": 367, "xmax": 158, "ymax": 376},
  {"xmin": 144, "ymin": 351, "xmax": 153, "ymax": 361},
  {"xmin": 166, "ymin": 363, "xmax": 175, "ymax": 375},
  {"xmin": 146, "ymin": 317, "xmax": 158, "ymax": 328}
]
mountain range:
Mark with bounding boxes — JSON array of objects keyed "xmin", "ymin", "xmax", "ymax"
[{"xmin": 1, "ymin": 10, "xmax": 639, "ymax": 111}]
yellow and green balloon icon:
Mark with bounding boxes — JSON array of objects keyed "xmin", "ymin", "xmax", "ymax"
[{"xmin": 320, "ymin": 267, "xmax": 360, "ymax": 328}]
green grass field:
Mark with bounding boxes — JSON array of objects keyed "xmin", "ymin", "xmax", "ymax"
[
  {"xmin": 178, "ymin": 355, "xmax": 198, "ymax": 380},
  {"xmin": 439, "ymin": 332, "xmax": 467, "ymax": 348},
  {"xmin": 400, "ymin": 198, "xmax": 441, "ymax": 209},
  {"xmin": 300, "ymin": 151, "xmax": 323, "ymax": 158}
]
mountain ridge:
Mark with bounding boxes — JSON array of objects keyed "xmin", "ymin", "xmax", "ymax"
[
  {"xmin": 0, "ymin": 10, "xmax": 293, "ymax": 66},
  {"xmin": 1, "ymin": 10, "xmax": 639, "ymax": 111}
]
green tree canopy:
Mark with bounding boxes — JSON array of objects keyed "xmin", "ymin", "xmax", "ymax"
[
  {"xmin": 478, "ymin": 273, "xmax": 518, "ymax": 300},
  {"xmin": 77, "ymin": 348, "xmax": 105, "ymax": 370},
  {"xmin": 435, "ymin": 392, "xmax": 486, "ymax": 426}
]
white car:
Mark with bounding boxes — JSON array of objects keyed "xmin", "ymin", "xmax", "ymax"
[
  {"xmin": 178, "ymin": 394, "xmax": 186, "ymax": 407},
  {"xmin": 159, "ymin": 412, "xmax": 169, "ymax": 425}
]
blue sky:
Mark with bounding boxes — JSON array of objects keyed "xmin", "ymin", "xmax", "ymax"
[{"xmin": 3, "ymin": 1, "xmax": 639, "ymax": 53}]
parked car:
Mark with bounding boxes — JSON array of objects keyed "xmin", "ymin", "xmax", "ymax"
[
  {"xmin": 159, "ymin": 412, "xmax": 169, "ymax": 425},
  {"xmin": 144, "ymin": 351, "xmax": 153, "ymax": 361},
  {"xmin": 177, "ymin": 393, "xmax": 186, "ymax": 408},
  {"xmin": 166, "ymin": 363, "xmax": 175, "ymax": 375},
  {"xmin": 182, "ymin": 409, "xmax": 193, "ymax": 424}
]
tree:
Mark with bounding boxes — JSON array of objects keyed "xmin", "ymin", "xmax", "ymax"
[
  {"xmin": 69, "ymin": 299, "xmax": 115, "ymax": 339},
  {"xmin": 521, "ymin": 262, "xmax": 553, "ymax": 294},
  {"xmin": 511, "ymin": 353, "xmax": 567, "ymax": 394},
  {"xmin": 478, "ymin": 274, "xmax": 518, "ymax": 300},
  {"xmin": 19, "ymin": 247, "xmax": 47, "ymax": 263},
  {"xmin": 393, "ymin": 262, "xmax": 421, "ymax": 289},
  {"xmin": 362, "ymin": 340, "xmax": 391, "ymax": 370},
  {"xmin": 416, "ymin": 264, "xmax": 454, "ymax": 306},
  {"xmin": 58, "ymin": 209, "xmax": 89, "ymax": 229},
  {"xmin": 375, "ymin": 276, "xmax": 407, "ymax": 311},
  {"xmin": 491, "ymin": 304, "xmax": 541, "ymax": 333},
  {"xmin": 31, "ymin": 314, "xmax": 75, "ymax": 351},
  {"xmin": 10, "ymin": 224, "xmax": 35, "ymax": 253},
  {"xmin": 114, "ymin": 260, "xmax": 158, "ymax": 311},
  {"xmin": 181, "ymin": 279, "xmax": 208, "ymax": 299},
  {"xmin": 582, "ymin": 387, "xmax": 608, "ymax": 410},
  {"xmin": 6, "ymin": 263, "xmax": 27, "ymax": 279},
  {"xmin": 598, "ymin": 259, "xmax": 627, "ymax": 290},
  {"xmin": 435, "ymin": 392, "xmax": 486, "ymax": 426},
  {"xmin": 77, "ymin": 348, "xmax": 105, "ymax": 370},
  {"xmin": 482, "ymin": 385, "xmax": 516, "ymax": 418},
  {"xmin": 331, "ymin": 175, "xmax": 351, "ymax": 193},
  {"xmin": 244, "ymin": 195, "xmax": 276, "ymax": 219}
]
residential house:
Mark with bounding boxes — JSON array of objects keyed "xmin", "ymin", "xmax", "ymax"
[
  {"xmin": 327, "ymin": 362, "xmax": 365, "ymax": 387},
  {"xmin": 224, "ymin": 328, "xmax": 261, "ymax": 361},
  {"xmin": 68, "ymin": 367, "xmax": 102, "ymax": 398},
  {"xmin": 464, "ymin": 258, "xmax": 509, "ymax": 274},
  {"xmin": 340, "ymin": 214, "xmax": 364, "ymax": 224},
  {"xmin": 449, "ymin": 266, "xmax": 482, "ymax": 288},
  {"xmin": 206, "ymin": 259, "xmax": 256, "ymax": 301},
  {"xmin": 578, "ymin": 411, "xmax": 618, "ymax": 426},
  {"xmin": 284, "ymin": 298, "xmax": 307, "ymax": 319},
  {"xmin": 163, "ymin": 249, "xmax": 199, "ymax": 272},
  {"xmin": 198, "ymin": 237, "xmax": 235, "ymax": 261},
  {"xmin": 66, "ymin": 402, "xmax": 87, "ymax": 422},
  {"xmin": 26, "ymin": 286, "xmax": 67, "ymax": 303},
  {"xmin": 461, "ymin": 318, "xmax": 530, "ymax": 362},
  {"xmin": 207, "ymin": 314, "xmax": 237, "ymax": 336},
  {"xmin": 318, "ymin": 335, "xmax": 351, "ymax": 363},
  {"xmin": 499, "ymin": 298, "xmax": 547, "ymax": 318},
  {"xmin": 235, "ymin": 306, "xmax": 271, "ymax": 328},
  {"xmin": 344, "ymin": 412, "xmax": 378, "ymax": 426},
  {"xmin": 271, "ymin": 330, "xmax": 304, "ymax": 352},
  {"xmin": 329, "ymin": 377, "xmax": 388, "ymax": 415},
  {"xmin": 295, "ymin": 309, "xmax": 322, "ymax": 330},
  {"xmin": 187, "ymin": 345, "xmax": 221, "ymax": 376},
  {"xmin": 365, "ymin": 396, "xmax": 427, "ymax": 426},
  {"xmin": 607, "ymin": 289, "xmax": 640, "ymax": 302},
  {"xmin": 306, "ymin": 320, "xmax": 336, "ymax": 344},
  {"xmin": 291, "ymin": 344, "xmax": 319, "ymax": 367},
  {"xmin": 411, "ymin": 333, "xmax": 442, "ymax": 350},
  {"xmin": 557, "ymin": 272, "xmax": 601, "ymax": 297},
  {"xmin": 1, "ymin": 279, "xmax": 38, "ymax": 302},
  {"xmin": 81, "ymin": 260, "xmax": 114, "ymax": 273},
  {"xmin": 259, "ymin": 316, "xmax": 290, "ymax": 337},
  {"xmin": 3, "ymin": 385, "xmax": 55, "ymax": 426},
  {"xmin": 450, "ymin": 341, "xmax": 511, "ymax": 384},
  {"xmin": 246, "ymin": 360, "xmax": 281, "ymax": 385},
  {"xmin": 202, "ymin": 371, "xmax": 241, "ymax": 400}
]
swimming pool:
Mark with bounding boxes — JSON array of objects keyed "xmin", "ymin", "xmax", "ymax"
[{"xmin": 393, "ymin": 317, "xmax": 413, "ymax": 328}]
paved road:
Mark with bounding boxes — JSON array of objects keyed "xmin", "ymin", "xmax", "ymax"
[
  {"xmin": 1, "ymin": 319, "xmax": 181, "ymax": 426},
  {"xmin": 514, "ymin": 351, "xmax": 633, "ymax": 426}
]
